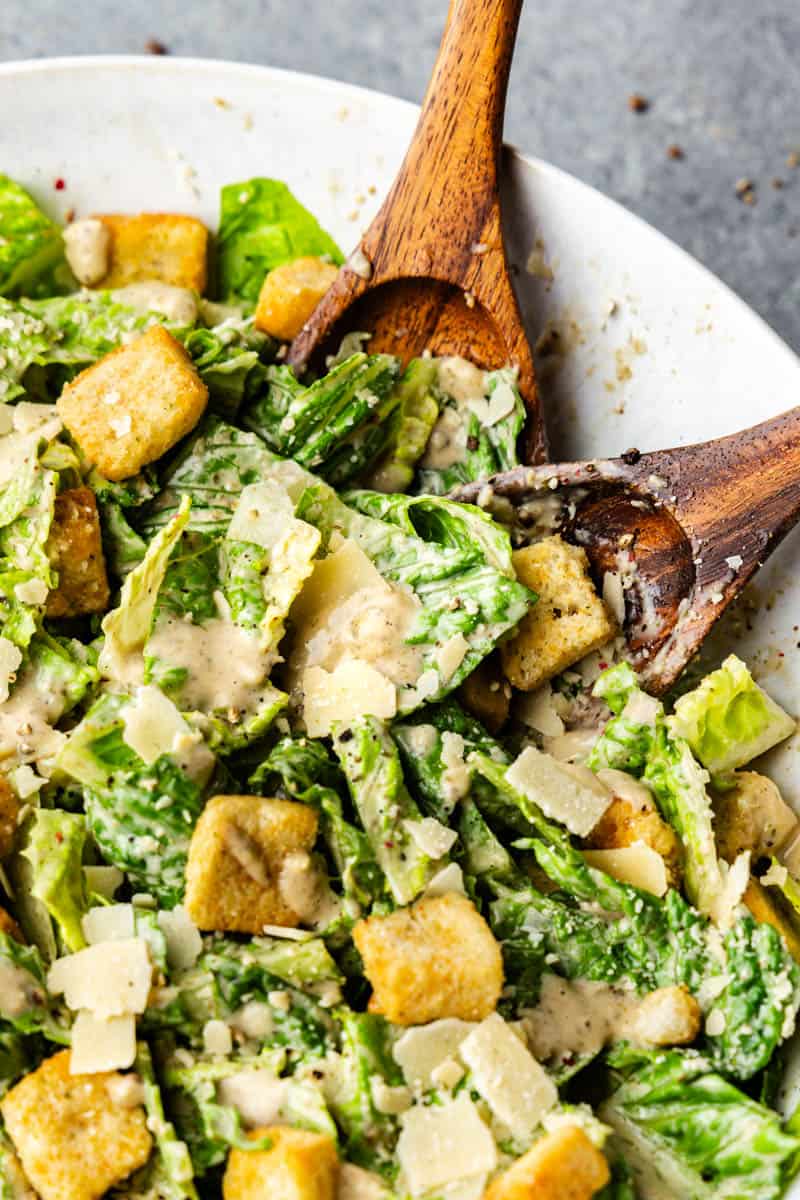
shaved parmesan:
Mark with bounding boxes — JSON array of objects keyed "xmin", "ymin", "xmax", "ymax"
[
  {"xmin": 710, "ymin": 851, "xmax": 751, "ymax": 930},
  {"xmin": 583, "ymin": 843, "xmax": 668, "ymax": 896},
  {"xmin": 227, "ymin": 480, "xmax": 295, "ymax": 549},
  {"xmin": 157, "ymin": 905, "xmax": 203, "ymax": 971},
  {"xmin": 291, "ymin": 538, "xmax": 386, "ymax": 630},
  {"xmin": 602, "ymin": 571, "xmax": 626, "ymax": 625},
  {"xmin": 13, "ymin": 578, "xmax": 48, "ymax": 606},
  {"xmin": 47, "ymin": 938, "xmax": 152, "ymax": 1018},
  {"xmin": 460, "ymin": 1012, "xmax": 557, "ymax": 1141},
  {"xmin": 82, "ymin": 904, "xmax": 135, "ymax": 944},
  {"xmin": 69, "ymin": 1011, "xmax": 136, "ymax": 1074},
  {"xmin": 0, "ymin": 637, "xmax": 22, "ymax": 704},
  {"xmin": 393, "ymin": 1019, "xmax": 476, "ymax": 1088},
  {"xmin": 84, "ymin": 865, "xmax": 124, "ymax": 900},
  {"xmin": 122, "ymin": 685, "xmax": 191, "ymax": 765},
  {"xmin": 302, "ymin": 659, "xmax": 396, "ymax": 736},
  {"xmin": 506, "ymin": 746, "xmax": 612, "ymax": 836},
  {"xmin": 12, "ymin": 402, "xmax": 61, "ymax": 436},
  {"xmin": 338, "ymin": 1163, "xmax": 391, "ymax": 1200},
  {"xmin": 436, "ymin": 634, "xmax": 469, "ymax": 682},
  {"xmin": 217, "ymin": 1070, "xmax": 288, "ymax": 1128},
  {"xmin": 516, "ymin": 683, "xmax": 565, "ymax": 737},
  {"xmin": 11, "ymin": 764, "xmax": 44, "ymax": 798},
  {"xmin": 402, "ymin": 817, "xmax": 457, "ymax": 860},
  {"xmin": 397, "ymin": 1094, "xmax": 497, "ymax": 1194},
  {"xmin": 484, "ymin": 378, "xmax": 517, "ymax": 426},
  {"xmin": 425, "ymin": 863, "xmax": 467, "ymax": 898},
  {"xmin": 203, "ymin": 1019, "xmax": 233, "ymax": 1056}
]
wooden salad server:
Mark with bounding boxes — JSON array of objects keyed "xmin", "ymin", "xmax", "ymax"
[
  {"xmin": 288, "ymin": 0, "xmax": 547, "ymax": 464},
  {"xmin": 453, "ymin": 406, "xmax": 800, "ymax": 693}
]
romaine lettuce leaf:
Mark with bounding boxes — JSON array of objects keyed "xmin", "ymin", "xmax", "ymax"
[
  {"xmin": 0, "ymin": 176, "xmax": 70, "ymax": 299},
  {"xmin": 20, "ymin": 809, "xmax": 88, "ymax": 953},
  {"xmin": 672, "ymin": 654, "xmax": 796, "ymax": 775},
  {"xmin": 217, "ymin": 178, "xmax": 343, "ymax": 304},
  {"xmin": 130, "ymin": 1042, "xmax": 199, "ymax": 1199},
  {"xmin": 364, "ymin": 357, "xmax": 440, "ymax": 494},
  {"xmin": 602, "ymin": 1045, "xmax": 800, "ymax": 1200}
]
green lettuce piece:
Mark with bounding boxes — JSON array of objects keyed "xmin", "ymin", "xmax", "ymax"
[
  {"xmin": 672, "ymin": 654, "xmax": 796, "ymax": 774},
  {"xmin": 706, "ymin": 914, "xmax": 800, "ymax": 1080},
  {"xmin": 415, "ymin": 366, "xmax": 525, "ymax": 495},
  {"xmin": 0, "ymin": 176, "xmax": 69, "ymax": 298},
  {"xmin": 252, "ymin": 736, "xmax": 386, "ymax": 909},
  {"xmin": 20, "ymin": 809, "xmax": 88, "ymax": 953},
  {"xmin": 0, "ymin": 931, "xmax": 68, "ymax": 1043},
  {"xmin": 243, "ymin": 353, "xmax": 401, "ymax": 485},
  {"xmin": 132, "ymin": 1042, "xmax": 199, "ymax": 1200},
  {"xmin": 328, "ymin": 1010, "xmax": 402, "ymax": 1176},
  {"xmin": 99, "ymin": 496, "xmax": 191, "ymax": 680},
  {"xmin": 589, "ymin": 664, "xmax": 724, "ymax": 921},
  {"xmin": 332, "ymin": 717, "xmax": 435, "ymax": 905},
  {"xmin": 184, "ymin": 315, "xmax": 274, "ymax": 419},
  {"xmin": 296, "ymin": 486, "xmax": 533, "ymax": 708},
  {"xmin": 217, "ymin": 178, "xmax": 343, "ymax": 304},
  {"xmin": 602, "ymin": 1045, "xmax": 800, "ymax": 1200},
  {"xmin": 0, "ymin": 299, "xmax": 54, "ymax": 401},
  {"xmin": 0, "ymin": 429, "xmax": 60, "ymax": 647},
  {"xmin": 364, "ymin": 357, "xmax": 440, "ymax": 494}
]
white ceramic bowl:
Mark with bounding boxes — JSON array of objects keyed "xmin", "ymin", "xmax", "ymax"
[{"xmin": 5, "ymin": 51, "xmax": 800, "ymax": 1157}]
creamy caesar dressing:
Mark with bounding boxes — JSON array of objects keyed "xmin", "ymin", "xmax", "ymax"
[
  {"xmin": 440, "ymin": 731, "xmax": 471, "ymax": 806},
  {"xmin": 420, "ymin": 406, "xmax": 468, "ymax": 471},
  {"xmin": 291, "ymin": 584, "xmax": 424, "ymax": 689},
  {"xmin": 278, "ymin": 849, "xmax": 341, "ymax": 928},
  {"xmin": 225, "ymin": 826, "xmax": 271, "ymax": 888},
  {"xmin": 521, "ymin": 974, "xmax": 639, "ymax": 1063},
  {"xmin": 111, "ymin": 282, "xmax": 199, "ymax": 326},
  {"xmin": 146, "ymin": 615, "xmax": 266, "ymax": 715},
  {"xmin": 437, "ymin": 357, "xmax": 487, "ymax": 405},
  {"xmin": 63, "ymin": 218, "xmax": 111, "ymax": 286},
  {"xmin": 0, "ymin": 667, "xmax": 69, "ymax": 769},
  {"xmin": 0, "ymin": 960, "xmax": 44, "ymax": 1019}
]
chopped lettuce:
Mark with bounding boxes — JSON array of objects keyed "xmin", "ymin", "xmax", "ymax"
[
  {"xmin": 217, "ymin": 178, "xmax": 343, "ymax": 304},
  {"xmin": 333, "ymin": 717, "xmax": 435, "ymax": 905},
  {"xmin": 132, "ymin": 1042, "xmax": 199, "ymax": 1200},
  {"xmin": 672, "ymin": 654, "xmax": 796, "ymax": 775},
  {"xmin": 602, "ymin": 1045, "xmax": 800, "ymax": 1200},
  {"xmin": 20, "ymin": 809, "xmax": 88, "ymax": 953},
  {"xmin": 365, "ymin": 358, "xmax": 440, "ymax": 493},
  {"xmin": 0, "ymin": 176, "xmax": 70, "ymax": 299}
]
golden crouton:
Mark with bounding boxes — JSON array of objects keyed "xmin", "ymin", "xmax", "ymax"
[
  {"xmin": 0, "ymin": 775, "xmax": 20, "ymax": 860},
  {"xmin": 0, "ymin": 905, "xmax": 23, "ymax": 942},
  {"xmin": 57, "ymin": 325, "xmax": 208, "ymax": 481},
  {"xmin": 458, "ymin": 653, "xmax": 510, "ymax": 734},
  {"xmin": 484, "ymin": 1125, "xmax": 610, "ymax": 1200},
  {"xmin": 45, "ymin": 487, "xmax": 110, "ymax": 618},
  {"xmin": 254, "ymin": 257, "xmax": 338, "ymax": 342},
  {"xmin": 0, "ymin": 1049, "xmax": 152, "ymax": 1200},
  {"xmin": 93, "ymin": 213, "xmax": 208, "ymax": 291},
  {"xmin": 628, "ymin": 985, "xmax": 701, "ymax": 1047},
  {"xmin": 353, "ymin": 893, "xmax": 503, "ymax": 1026},
  {"xmin": 714, "ymin": 771, "xmax": 798, "ymax": 864},
  {"xmin": 585, "ymin": 785, "xmax": 682, "ymax": 888},
  {"xmin": 743, "ymin": 878, "xmax": 800, "ymax": 963},
  {"xmin": 501, "ymin": 537, "xmax": 616, "ymax": 692},
  {"xmin": 223, "ymin": 1125, "xmax": 338, "ymax": 1200},
  {"xmin": 185, "ymin": 795, "xmax": 319, "ymax": 934}
]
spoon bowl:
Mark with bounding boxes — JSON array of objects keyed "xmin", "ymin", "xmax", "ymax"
[
  {"xmin": 453, "ymin": 404, "xmax": 800, "ymax": 692},
  {"xmin": 288, "ymin": 0, "xmax": 547, "ymax": 464}
]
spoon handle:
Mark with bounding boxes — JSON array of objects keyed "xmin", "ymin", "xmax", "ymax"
[{"xmin": 361, "ymin": 0, "xmax": 524, "ymax": 277}]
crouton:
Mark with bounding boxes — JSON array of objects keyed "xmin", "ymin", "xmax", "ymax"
[
  {"xmin": 714, "ymin": 771, "xmax": 798, "ymax": 864},
  {"xmin": 45, "ymin": 487, "xmax": 110, "ymax": 618},
  {"xmin": 458, "ymin": 653, "xmax": 510, "ymax": 734},
  {"xmin": 628, "ymin": 985, "xmax": 701, "ymax": 1047},
  {"xmin": 223, "ymin": 1125, "xmax": 338, "ymax": 1200},
  {"xmin": 484, "ymin": 1125, "xmax": 610, "ymax": 1200},
  {"xmin": 353, "ymin": 893, "xmax": 503, "ymax": 1026},
  {"xmin": 0, "ymin": 905, "xmax": 23, "ymax": 942},
  {"xmin": 254, "ymin": 257, "xmax": 338, "ymax": 342},
  {"xmin": 185, "ymin": 795, "xmax": 319, "ymax": 934},
  {"xmin": 93, "ymin": 213, "xmax": 208, "ymax": 291},
  {"xmin": 743, "ymin": 878, "xmax": 800, "ymax": 963},
  {"xmin": 57, "ymin": 325, "xmax": 208, "ymax": 481},
  {"xmin": 0, "ymin": 1049, "xmax": 152, "ymax": 1200},
  {"xmin": 0, "ymin": 774, "xmax": 20, "ymax": 859},
  {"xmin": 501, "ymin": 537, "xmax": 616, "ymax": 692},
  {"xmin": 585, "ymin": 771, "xmax": 682, "ymax": 888}
]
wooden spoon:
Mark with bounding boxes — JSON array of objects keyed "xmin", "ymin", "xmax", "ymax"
[
  {"xmin": 452, "ymin": 406, "xmax": 800, "ymax": 692},
  {"xmin": 288, "ymin": 0, "xmax": 547, "ymax": 464}
]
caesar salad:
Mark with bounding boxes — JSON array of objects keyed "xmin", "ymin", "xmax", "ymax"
[{"xmin": 0, "ymin": 172, "xmax": 799, "ymax": 1200}]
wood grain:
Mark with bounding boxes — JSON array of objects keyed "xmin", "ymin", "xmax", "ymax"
[
  {"xmin": 288, "ymin": 0, "xmax": 546, "ymax": 464},
  {"xmin": 452, "ymin": 405, "xmax": 800, "ymax": 690}
]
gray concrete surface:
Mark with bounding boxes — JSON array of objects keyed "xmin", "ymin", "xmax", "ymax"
[{"xmin": 2, "ymin": 0, "xmax": 798, "ymax": 352}]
